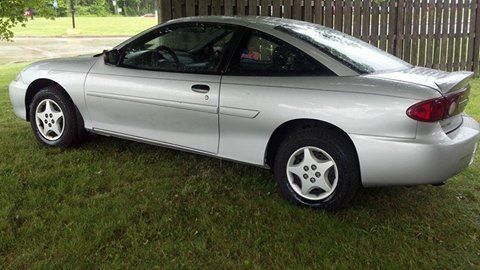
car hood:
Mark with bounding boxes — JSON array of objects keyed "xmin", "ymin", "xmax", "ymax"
[
  {"xmin": 367, "ymin": 66, "xmax": 474, "ymax": 95},
  {"xmin": 25, "ymin": 54, "xmax": 99, "ymax": 73}
]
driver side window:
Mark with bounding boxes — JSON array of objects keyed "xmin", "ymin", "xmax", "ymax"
[{"xmin": 121, "ymin": 23, "xmax": 236, "ymax": 73}]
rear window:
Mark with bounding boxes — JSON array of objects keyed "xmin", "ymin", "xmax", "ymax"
[{"xmin": 275, "ymin": 23, "xmax": 411, "ymax": 74}]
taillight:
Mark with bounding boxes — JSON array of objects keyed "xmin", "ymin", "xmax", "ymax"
[
  {"xmin": 406, "ymin": 89, "xmax": 470, "ymax": 122},
  {"xmin": 406, "ymin": 97, "xmax": 447, "ymax": 122}
]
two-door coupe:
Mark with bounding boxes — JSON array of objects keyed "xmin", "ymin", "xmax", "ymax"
[{"xmin": 9, "ymin": 16, "xmax": 480, "ymax": 210}]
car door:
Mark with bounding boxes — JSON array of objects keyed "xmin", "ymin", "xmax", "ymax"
[
  {"xmin": 218, "ymin": 29, "xmax": 336, "ymax": 165},
  {"xmin": 85, "ymin": 22, "xmax": 238, "ymax": 154}
]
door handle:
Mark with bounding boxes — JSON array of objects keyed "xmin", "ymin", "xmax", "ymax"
[{"xmin": 191, "ymin": 84, "xmax": 210, "ymax": 93}]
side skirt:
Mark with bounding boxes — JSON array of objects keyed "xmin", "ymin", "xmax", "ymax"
[{"xmin": 88, "ymin": 128, "xmax": 270, "ymax": 169}]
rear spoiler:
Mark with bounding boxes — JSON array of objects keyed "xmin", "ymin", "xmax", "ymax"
[{"xmin": 435, "ymin": 71, "xmax": 474, "ymax": 94}]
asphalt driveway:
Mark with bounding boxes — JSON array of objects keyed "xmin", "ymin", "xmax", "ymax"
[{"xmin": 0, "ymin": 37, "xmax": 128, "ymax": 65}]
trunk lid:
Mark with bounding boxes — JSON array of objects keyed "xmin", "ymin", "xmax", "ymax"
[
  {"xmin": 371, "ymin": 66, "xmax": 474, "ymax": 133},
  {"xmin": 370, "ymin": 66, "xmax": 473, "ymax": 95}
]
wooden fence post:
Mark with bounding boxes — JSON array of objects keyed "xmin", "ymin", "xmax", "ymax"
[
  {"xmin": 473, "ymin": 0, "xmax": 480, "ymax": 74},
  {"xmin": 158, "ymin": 0, "xmax": 171, "ymax": 23}
]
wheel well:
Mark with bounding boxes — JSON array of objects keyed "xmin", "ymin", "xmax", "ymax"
[
  {"xmin": 264, "ymin": 119, "xmax": 360, "ymax": 169},
  {"xmin": 25, "ymin": 79, "xmax": 68, "ymax": 121}
]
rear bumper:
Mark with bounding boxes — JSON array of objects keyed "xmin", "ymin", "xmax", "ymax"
[
  {"xmin": 8, "ymin": 79, "xmax": 28, "ymax": 120},
  {"xmin": 351, "ymin": 115, "xmax": 480, "ymax": 187}
]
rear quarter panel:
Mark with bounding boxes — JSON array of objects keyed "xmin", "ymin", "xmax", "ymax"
[{"xmin": 218, "ymin": 75, "xmax": 439, "ymax": 166}]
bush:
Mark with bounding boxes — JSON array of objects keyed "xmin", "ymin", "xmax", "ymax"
[{"xmin": 74, "ymin": 4, "xmax": 111, "ymax": 16}]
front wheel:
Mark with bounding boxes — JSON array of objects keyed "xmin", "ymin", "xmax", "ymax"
[
  {"xmin": 273, "ymin": 128, "xmax": 360, "ymax": 211},
  {"xmin": 29, "ymin": 87, "xmax": 81, "ymax": 147}
]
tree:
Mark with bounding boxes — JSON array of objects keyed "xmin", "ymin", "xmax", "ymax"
[{"xmin": 0, "ymin": 0, "xmax": 56, "ymax": 40}]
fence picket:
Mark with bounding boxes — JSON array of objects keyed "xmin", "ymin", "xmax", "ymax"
[
  {"xmin": 325, "ymin": 0, "xmax": 333, "ymax": 27},
  {"xmin": 433, "ymin": 0, "xmax": 443, "ymax": 69},
  {"xmin": 185, "ymin": 0, "xmax": 195, "ymax": 16},
  {"xmin": 172, "ymin": 0, "xmax": 182, "ymax": 18},
  {"xmin": 284, "ymin": 0, "xmax": 292, "ymax": 18},
  {"xmin": 379, "ymin": 1, "xmax": 387, "ymax": 50},
  {"xmin": 452, "ymin": 0, "xmax": 462, "ymax": 70},
  {"xmin": 460, "ymin": 0, "xmax": 469, "ymax": 70},
  {"xmin": 344, "ymin": 0, "xmax": 353, "ymax": 35},
  {"xmin": 474, "ymin": 0, "xmax": 480, "ymax": 74},
  {"xmin": 261, "ymin": 0, "xmax": 269, "ymax": 16},
  {"xmin": 314, "ymin": 0, "xmax": 323, "ymax": 24},
  {"xmin": 467, "ymin": 0, "xmax": 477, "ymax": 71},
  {"xmin": 293, "ymin": 0, "xmax": 302, "ymax": 19},
  {"xmin": 395, "ymin": 0, "xmax": 405, "ymax": 58},
  {"xmin": 411, "ymin": 0, "xmax": 420, "ymax": 65},
  {"xmin": 388, "ymin": 0, "xmax": 397, "ymax": 54},
  {"xmin": 371, "ymin": 2, "xmax": 379, "ymax": 47},
  {"xmin": 334, "ymin": 0, "xmax": 343, "ymax": 30},
  {"xmin": 447, "ymin": 0, "xmax": 456, "ymax": 71},
  {"xmin": 440, "ymin": 0, "xmax": 449, "ymax": 70},
  {"xmin": 248, "ymin": 0, "xmax": 256, "ymax": 15},
  {"xmin": 361, "ymin": 0, "xmax": 370, "ymax": 42},
  {"xmin": 426, "ymin": 0, "xmax": 435, "ymax": 68},
  {"xmin": 418, "ymin": 0, "xmax": 428, "ymax": 66},
  {"xmin": 213, "ymin": 0, "xmax": 220, "ymax": 15},
  {"xmin": 353, "ymin": 0, "xmax": 362, "ymax": 38},
  {"xmin": 403, "ymin": 0, "xmax": 413, "ymax": 63},
  {"xmin": 273, "ymin": 0, "xmax": 281, "ymax": 17},
  {"xmin": 305, "ymin": 0, "xmax": 313, "ymax": 22},
  {"xmin": 198, "ymin": 0, "xmax": 208, "ymax": 15}
]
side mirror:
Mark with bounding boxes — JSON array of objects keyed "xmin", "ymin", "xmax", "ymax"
[{"xmin": 104, "ymin": 49, "xmax": 120, "ymax": 65}]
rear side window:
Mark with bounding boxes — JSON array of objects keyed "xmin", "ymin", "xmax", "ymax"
[
  {"xmin": 227, "ymin": 30, "xmax": 335, "ymax": 76},
  {"xmin": 275, "ymin": 24, "xmax": 411, "ymax": 74}
]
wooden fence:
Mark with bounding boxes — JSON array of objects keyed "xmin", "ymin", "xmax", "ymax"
[{"xmin": 157, "ymin": 0, "xmax": 480, "ymax": 74}]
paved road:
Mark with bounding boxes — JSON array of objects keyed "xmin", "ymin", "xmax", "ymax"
[{"xmin": 0, "ymin": 37, "xmax": 128, "ymax": 65}]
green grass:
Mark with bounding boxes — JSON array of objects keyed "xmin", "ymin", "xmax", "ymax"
[
  {"xmin": 0, "ymin": 63, "xmax": 479, "ymax": 269},
  {"xmin": 11, "ymin": 17, "xmax": 157, "ymax": 37}
]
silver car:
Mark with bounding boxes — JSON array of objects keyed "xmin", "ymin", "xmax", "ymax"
[{"xmin": 8, "ymin": 16, "xmax": 480, "ymax": 211}]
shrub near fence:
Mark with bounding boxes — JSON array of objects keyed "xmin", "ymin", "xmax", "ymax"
[{"xmin": 157, "ymin": 0, "xmax": 480, "ymax": 74}]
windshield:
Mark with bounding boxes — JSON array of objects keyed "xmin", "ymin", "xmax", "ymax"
[{"xmin": 275, "ymin": 24, "xmax": 411, "ymax": 74}]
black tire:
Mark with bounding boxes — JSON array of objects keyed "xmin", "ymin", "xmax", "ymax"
[
  {"xmin": 273, "ymin": 127, "xmax": 360, "ymax": 211},
  {"xmin": 29, "ymin": 86, "xmax": 82, "ymax": 147}
]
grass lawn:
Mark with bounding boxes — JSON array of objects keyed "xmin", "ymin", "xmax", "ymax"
[
  {"xmin": 11, "ymin": 17, "xmax": 157, "ymax": 37},
  {"xmin": 0, "ymin": 63, "xmax": 479, "ymax": 268}
]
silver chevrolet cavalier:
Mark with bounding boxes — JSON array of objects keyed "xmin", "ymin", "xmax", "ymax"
[{"xmin": 8, "ymin": 16, "xmax": 480, "ymax": 211}]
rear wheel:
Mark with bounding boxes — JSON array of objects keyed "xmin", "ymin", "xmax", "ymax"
[
  {"xmin": 273, "ymin": 128, "xmax": 360, "ymax": 211},
  {"xmin": 29, "ymin": 87, "xmax": 82, "ymax": 147}
]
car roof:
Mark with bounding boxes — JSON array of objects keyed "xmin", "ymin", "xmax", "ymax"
[{"xmin": 165, "ymin": 15, "xmax": 325, "ymax": 31}]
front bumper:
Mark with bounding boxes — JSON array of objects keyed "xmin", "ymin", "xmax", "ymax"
[
  {"xmin": 351, "ymin": 115, "xmax": 480, "ymax": 187},
  {"xmin": 8, "ymin": 79, "xmax": 28, "ymax": 120}
]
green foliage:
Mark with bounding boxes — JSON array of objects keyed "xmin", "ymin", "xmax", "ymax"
[
  {"xmin": 73, "ymin": 0, "xmax": 111, "ymax": 16},
  {"xmin": 9, "ymin": 17, "xmax": 157, "ymax": 37},
  {"xmin": 75, "ymin": 5, "xmax": 111, "ymax": 17},
  {"xmin": 117, "ymin": 0, "xmax": 156, "ymax": 16},
  {"xmin": 0, "ymin": 0, "xmax": 56, "ymax": 40},
  {"xmin": 0, "ymin": 0, "xmax": 156, "ymax": 39},
  {"xmin": 51, "ymin": 0, "xmax": 68, "ymax": 17}
]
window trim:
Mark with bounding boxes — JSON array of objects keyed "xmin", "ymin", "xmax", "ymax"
[
  {"xmin": 224, "ymin": 28, "xmax": 336, "ymax": 77},
  {"xmin": 116, "ymin": 22, "xmax": 243, "ymax": 75}
]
